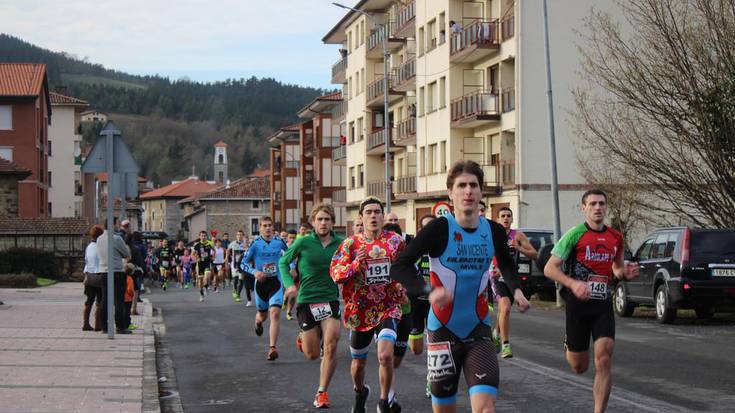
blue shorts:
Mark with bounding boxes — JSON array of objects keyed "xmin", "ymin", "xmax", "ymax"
[{"xmin": 254, "ymin": 277, "xmax": 283, "ymax": 312}]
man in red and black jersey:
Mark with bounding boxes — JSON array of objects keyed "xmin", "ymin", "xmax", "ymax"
[{"xmin": 544, "ymin": 189, "xmax": 639, "ymax": 413}]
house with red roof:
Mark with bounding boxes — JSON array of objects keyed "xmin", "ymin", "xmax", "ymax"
[
  {"xmin": 140, "ymin": 177, "xmax": 220, "ymax": 237},
  {"xmin": 0, "ymin": 63, "xmax": 52, "ymax": 217}
]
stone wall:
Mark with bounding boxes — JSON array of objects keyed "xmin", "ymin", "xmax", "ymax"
[{"xmin": 0, "ymin": 176, "xmax": 19, "ymax": 217}]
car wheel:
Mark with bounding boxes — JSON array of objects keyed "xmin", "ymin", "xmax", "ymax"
[
  {"xmin": 695, "ymin": 305, "xmax": 714, "ymax": 319},
  {"xmin": 655, "ymin": 284, "xmax": 677, "ymax": 324},
  {"xmin": 614, "ymin": 283, "xmax": 635, "ymax": 317}
]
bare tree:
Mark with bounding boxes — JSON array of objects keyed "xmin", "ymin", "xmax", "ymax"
[{"xmin": 574, "ymin": 0, "xmax": 735, "ymax": 229}]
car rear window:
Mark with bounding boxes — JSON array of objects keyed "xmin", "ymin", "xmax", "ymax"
[
  {"xmin": 691, "ymin": 231, "xmax": 735, "ymax": 259},
  {"xmin": 525, "ymin": 232, "xmax": 553, "ymax": 251}
]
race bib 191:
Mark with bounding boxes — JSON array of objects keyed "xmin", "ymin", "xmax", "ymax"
[
  {"xmin": 161, "ymin": 260, "xmax": 169, "ymax": 268},
  {"xmin": 427, "ymin": 341, "xmax": 456, "ymax": 382},
  {"xmin": 588, "ymin": 275, "xmax": 609, "ymax": 300},
  {"xmin": 309, "ymin": 302, "xmax": 332, "ymax": 322},
  {"xmin": 263, "ymin": 263, "xmax": 277, "ymax": 276},
  {"xmin": 365, "ymin": 258, "xmax": 391, "ymax": 285}
]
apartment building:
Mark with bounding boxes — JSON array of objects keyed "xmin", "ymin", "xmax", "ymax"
[
  {"xmin": 48, "ymin": 90, "xmax": 88, "ymax": 217},
  {"xmin": 324, "ymin": 0, "xmax": 620, "ymax": 234},
  {"xmin": 0, "ymin": 63, "xmax": 52, "ymax": 218}
]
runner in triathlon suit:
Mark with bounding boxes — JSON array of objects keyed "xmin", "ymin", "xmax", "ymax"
[
  {"xmin": 279, "ymin": 204, "xmax": 344, "ymax": 408},
  {"xmin": 241, "ymin": 216, "xmax": 288, "ymax": 361},
  {"xmin": 330, "ymin": 197, "xmax": 406, "ymax": 413},
  {"xmin": 408, "ymin": 214, "xmax": 437, "ymax": 399},
  {"xmin": 227, "ymin": 230, "xmax": 247, "ymax": 302},
  {"xmin": 174, "ymin": 240, "xmax": 186, "ymax": 288},
  {"xmin": 156, "ymin": 240, "xmax": 174, "ymax": 291},
  {"xmin": 544, "ymin": 189, "xmax": 639, "ymax": 413},
  {"xmin": 492, "ymin": 207, "xmax": 538, "ymax": 358},
  {"xmin": 212, "ymin": 238, "xmax": 226, "ymax": 292},
  {"xmin": 191, "ymin": 231, "xmax": 214, "ymax": 302},
  {"xmin": 390, "ymin": 160, "xmax": 530, "ymax": 413}
]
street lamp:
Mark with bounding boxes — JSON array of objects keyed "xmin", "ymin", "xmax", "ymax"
[{"xmin": 333, "ymin": 2, "xmax": 392, "ymax": 212}]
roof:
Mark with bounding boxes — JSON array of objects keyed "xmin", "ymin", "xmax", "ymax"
[
  {"xmin": 96, "ymin": 172, "xmax": 147, "ymax": 183},
  {"xmin": 80, "ymin": 109, "xmax": 107, "ymax": 115},
  {"xmin": 0, "ymin": 157, "xmax": 32, "ymax": 177},
  {"xmin": 49, "ymin": 91, "xmax": 89, "ymax": 107},
  {"xmin": 179, "ymin": 176, "xmax": 269, "ymax": 204},
  {"xmin": 140, "ymin": 177, "xmax": 220, "ymax": 200},
  {"xmin": 249, "ymin": 169, "xmax": 270, "ymax": 178},
  {"xmin": 322, "ymin": 0, "xmax": 395, "ymax": 44},
  {"xmin": 266, "ymin": 123, "xmax": 301, "ymax": 144},
  {"xmin": 0, "ymin": 63, "xmax": 46, "ymax": 96},
  {"xmin": 214, "ymin": 140, "xmax": 228, "ymax": 148},
  {"xmin": 0, "ymin": 217, "xmax": 90, "ymax": 235},
  {"xmin": 297, "ymin": 91, "xmax": 343, "ymax": 118}
]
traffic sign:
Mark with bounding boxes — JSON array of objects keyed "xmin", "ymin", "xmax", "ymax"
[
  {"xmin": 81, "ymin": 121, "xmax": 140, "ymax": 174},
  {"xmin": 432, "ymin": 201, "xmax": 452, "ymax": 217}
]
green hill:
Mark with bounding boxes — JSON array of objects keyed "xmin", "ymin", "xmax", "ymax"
[{"xmin": 0, "ymin": 34, "xmax": 328, "ymax": 183}]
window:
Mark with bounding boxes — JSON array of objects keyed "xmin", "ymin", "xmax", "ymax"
[
  {"xmin": 427, "ymin": 19, "xmax": 437, "ymax": 50},
  {"xmin": 664, "ymin": 233, "xmax": 679, "ymax": 258},
  {"xmin": 428, "ymin": 144, "xmax": 436, "ymax": 174},
  {"xmin": 361, "ymin": 68, "xmax": 366, "ymax": 94},
  {"xmin": 48, "ymin": 140, "xmax": 52, "ymax": 156},
  {"xmin": 349, "ymin": 121, "xmax": 355, "ymax": 144},
  {"xmin": 286, "ymin": 176, "xmax": 300, "ymax": 200},
  {"xmin": 252, "ymin": 200, "xmax": 260, "ymax": 209},
  {"xmin": 349, "ymin": 166, "xmax": 355, "ymax": 188},
  {"xmin": 48, "ymin": 171, "xmax": 52, "ymax": 187},
  {"xmin": 418, "ymin": 87, "xmax": 425, "ymax": 116},
  {"xmin": 419, "ymin": 146, "xmax": 426, "ymax": 175},
  {"xmin": 0, "ymin": 106, "xmax": 11, "ymax": 130},
  {"xmin": 439, "ymin": 12, "xmax": 447, "ymax": 44},
  {"xmin": 439, "ymin": 77, "xmax": 446, "ymax": 108},
  {"xmin": 357, "ymin": 164, "xmax": 364, "ymax": 187},
  {"xmin": 357, "ymin": 117, "xmax": 364, "ymax": 141},
  {"xmin": 48, "ymin": 202, "xmax": 52, "ymax": 216},
  {"xmin": 348, "ymin": 31, "xmax": 353, "ymax": 53},
  {"xmin": 427, "ymin": 81, "xmax": 437, "ymax": 112},
  {"xmin": 652, "ymin": 234, "xmax": 669, "ymax": 259},
  {"xmin": 440, "ymin": 141, "xmax": 447, "ymax": 172},
  {"xmin": 348, "ymin": 77, "xmax": 353, "ymax": 99},
  {"xmin": 418, "ymin": 27, "xmax": 425, "ymax": 55},
  {"xmin": 0, "ymin": 147, "xmax": 12, "ymax": 161},
  {"xmin": 356, "ymin": 71, "xmax": 360, "ymax": 95},
  {"xmin": 251, "ymin": 218, "xmax": 259, "ymax": 236},
  {"xmin": 636, "ymin": 239, "xmax": 655, "ymax": 261}
]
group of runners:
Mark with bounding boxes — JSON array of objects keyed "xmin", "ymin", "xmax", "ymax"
[{"xmin": 148, "ymin": 159, "xmax": 638, "ymax": 413}]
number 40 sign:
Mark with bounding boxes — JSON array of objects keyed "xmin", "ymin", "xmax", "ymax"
[{"xmin": 432, "ymin": 201, "xmax": 452, "ymax": 217}]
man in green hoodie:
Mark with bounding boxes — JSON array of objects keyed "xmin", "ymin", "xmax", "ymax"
[{"xmin": 279, "ymin": 203, "xmax": 344, "ymax": 409}]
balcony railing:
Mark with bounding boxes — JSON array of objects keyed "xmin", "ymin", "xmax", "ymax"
[
  {"xmin": 393, "ymin": 117, "xmax": 416, "ymax": 144},
  {"xmin": 332, "ymin": 99, "xmax": 347, "ymax": 120},
  {"xmin": 367, "ymin": 76, "xmax": 390, "ymax": 102},
  {"xmin": 368, "ymin": 128, "xmax": 388, "ymax": 150},
  {"xmin": 332, "ymin": 145, "xmax": 346, "ymax": 163},
  {"xmin": 368, "ymin": 181, "xmax": 387, "ymax": 198},
  {"xmin": 368, "ymin": 21, "xmax": 398, "ymax": 51},
  {"xmin": 451, "ymin": 90, "xmax": 500, "ymax": 122},
  {"xmin": 331, "ymin": 56, "xmax": 348, "ymax": 84},
  {"xmin": 393, "ymin": 57, "xmax": 416, "ymax": 90},
  {"xmin": 450, "ymin": 19, "xmax": 500, "ymax": 56},
  {"xmin": 395, "ymin": 175, "xmax": 416, "ymax": 194},
  {"xmin": 501, "ymin": 87, "xmax": 515, "ymax": 113},
  {"xmin": 366, "ymin": 75, "xmax": 402, "ymax": 107},
  {"xmin": 501, "ymin": 15, "xmax": 515, "ymax": 40},
  {"xmin": 333, "ymin": 188, "xmax": 346, "ymax": 203},
  {"xmin": 501, "ymin": 160, "xmax": 515, "ymax": 186},
  {"xmin": 479, "ymin": 161, "xmax": 515, "ymax": 188},
  {"xmin": 286, "ymin": 160, "xmax": 300, "ymax": 169},
  {"xmin": 394, "ymin": 1, "xmax": 416, "ymax": 37}
]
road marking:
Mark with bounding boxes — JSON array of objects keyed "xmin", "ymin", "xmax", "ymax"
[{"xmin": 505, "ymin": 357, "xmax": 690, "ymax": 413}]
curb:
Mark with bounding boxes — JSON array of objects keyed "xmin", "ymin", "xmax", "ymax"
[{"xmin": 141, "ymin": 298, "xmax": 161, "ymax": 413}]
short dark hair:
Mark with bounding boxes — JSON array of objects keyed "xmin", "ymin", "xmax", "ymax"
[
  {"xmin": 199, "ymin": 230, "xmax": 207, "ymax": 236},
  {"xmin": 479, "ymin": 200, "xmax": 487, "ymax": 208},
  {"xmin": 581, "ymin": 189, "xmax": 608, "ymax": 205},
  {"xmin": 89, "ymin": 225, "xmax": 104, "ymax": 241},
  {"xmin": 359, "ymin": 196, "xmax": 384, "ymax": 215},
  {"xmin": 223, "ymin": 232, "xmax": 229, "ymax": 236},
  {"xmin": 383, "ymin": 222, "xmax": 402, "ymax": 235},
  {"xmin": 497, "ymin": 207, "xmax": 513, "ymax": 217},
  {"xmin": 287, "ymin": 229, "xmax": 297, "ymax": 235},
  {"xmin": 261, "ymin": 216, "xmax": 273, "ymax": 224},
  {"xmin": 446, "ymin": 160, "xmax": 484, "ymax": 189}
]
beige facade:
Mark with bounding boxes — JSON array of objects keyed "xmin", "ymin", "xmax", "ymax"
[
  {"xmin": 325, "ymin": 0, "xmax": 621, "ymax": 235},
  {"xmin": 80, "ymin": 110, "xmax": 107, "ymax": 123},
  {"xmin": 48, "ymin": 99, "xmax": 86, "ymax": 218},
  {"xmin": 142, "ymin": 198, "xmax": 180, "ymax": 235}
]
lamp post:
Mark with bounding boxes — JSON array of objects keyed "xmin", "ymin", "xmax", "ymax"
[{"xmin": 333, "ymin": 2, "xmax": 392, "ymax": 212}]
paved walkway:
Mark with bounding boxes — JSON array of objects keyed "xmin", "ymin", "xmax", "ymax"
[{"xmin": 0, "ymin": 282, "xmax": 157, "ymax": 413}]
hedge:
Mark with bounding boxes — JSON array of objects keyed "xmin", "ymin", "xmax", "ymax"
[
  {"xmin": 0, "ymin": 273, "xmax": 37, "ymax": 288},
  {"xmin": 0, "ymin": 248, "xmax": 58, "ymax": 279}
]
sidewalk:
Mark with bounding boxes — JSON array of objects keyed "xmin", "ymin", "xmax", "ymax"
[{"xmin": 0, "ymin": 282, "xmax": 158, "ymax": 413}]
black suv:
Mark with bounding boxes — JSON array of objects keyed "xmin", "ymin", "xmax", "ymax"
[
  {"xmin": 516, "ymin": 229, "xmax": 555, "ymax": 299},
  {"xmin": 614, "ymin": 227, "xmax": 735, "ymax": 323}
]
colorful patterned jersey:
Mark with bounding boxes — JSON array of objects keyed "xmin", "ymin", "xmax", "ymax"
[
  {"xmin": 551, "ymin": 223, "xmax": 623, "ymax": 300},
  {"xmin": 329, "ymin": 230, "xmax": 405, "ymax": 331}
]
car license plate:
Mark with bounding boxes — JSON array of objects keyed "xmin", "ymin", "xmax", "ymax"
[
  {"xmin": 712, "ymin": 268, "xmax": 735, "ymax": 277},
  {"xmin": 518, "ymin": 263, "xmax": 531, "ymax": 274}
]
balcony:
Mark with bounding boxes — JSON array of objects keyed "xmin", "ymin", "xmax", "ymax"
[
  {"xmin": 451, "ymin": 90, "xmax": 500, "ymax": 128},
  {"xmin": 367, "ymin": 128, "xmax": 388, "ymax": 155},
  {"xmin": 366, "ymin": 75, "xmax": 405, "ymax": 108},
  {"xmin": 501, "ymin": 15, "xmax": 515, "ymax": 41},
  {"xmin": 303, "ymin": 134, "xmax": 314, "ymax": 157},
  {"xmin": 501, "ymin": 87, "xmax": 515, "ymax": 113},
  {"xmin": 367, "ymin": 180, "xmax": 390, "ymax": 199},
  {"xmin": 393, "ymin": 57, "xmax": 416, "ymax": 92},
  {"xmin": 332, "ymin": 99, "xmax": 347, "ymax": 122},
  {"xmin": 332, "ymin": 56, "xmax": 347, "ymax": 84},
  {"xmin": 480, "ymin": 161, "xmax": 515, "ymax": 191},
  {"xmin": 393, "ymin": 1, "xmax": 416, "ymax": 38},
  {"xmin": 332, "ymin": 145, "xmax": 346, "ymax": 165},
  {"xmin": 333, "ymin": 188, "xmax": 346, "ymax": 203},
  {"xmin": 392, "ymin": 117, "xmax": 416, "ymax": 146},
  {"xmin": 450, "ymin": 19, "xmax": 500, "ymax": 63},
  {"xmin": 367, "ymin": 21, "xmax": 406, "ymax": 58},
  {"xmin": 395, "ymin": 175, "xmax": 416, "ymax": 194},
  {"xmin": 304, "ymin": 171, "xmax": 315, "ymax": 194}
]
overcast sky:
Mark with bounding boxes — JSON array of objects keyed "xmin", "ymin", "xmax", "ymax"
[{"xmin": 0, "ymin": 0, "xmax": 351, "ymax": 89}]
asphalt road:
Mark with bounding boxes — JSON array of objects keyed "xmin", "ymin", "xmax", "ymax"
[{"xmin": 149, "ymin": 285, "xmax": 735, "ymax": 412}]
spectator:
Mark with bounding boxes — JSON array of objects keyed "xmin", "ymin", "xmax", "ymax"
[
  {"xmin": 97, "ymin": 221, "xmax": 132, "ymax": 334},
  {"xmin": 83, "ymin": 225, "xmax": 104, "ymax": 331},
  {"xmin": 127, "ymin": 231, "xmax": 147, "ymax": 315},
  {"xmin": 123, "ymin": 263, "xmax": 137, "ymax": 331}
]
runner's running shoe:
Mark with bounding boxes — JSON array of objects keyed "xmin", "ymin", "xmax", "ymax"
[
  {"xmin": 313, "ymin": 391, "xmax": 331, "ymax": 408},
  {"xmin": 286, "ymin": 313, "xmax": 293, "ymax": 321},
  {"xmin": 254, "ymin": 321, "xmax": 263, "ymax": 336},
  {"xmin": 351, "ymin": 385, "xmax": 370, "ymax": 413},
  {"xmin": 267, "ymin": 346, "xmax": 278, "ymax": 361},
  {"xmin": 501, "ymin": 343, "xmax": 513, "ymax": 359}
]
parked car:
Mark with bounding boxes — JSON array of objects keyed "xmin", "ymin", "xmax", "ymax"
[
  {"xmin": 516, "ymin": 229, "xmax": 555, "ymax": 299},
  {"xmin": 614, "ymin": 227, "xmax": 735, "ymax": 323}
]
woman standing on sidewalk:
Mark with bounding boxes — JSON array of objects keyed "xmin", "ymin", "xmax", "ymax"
[{"xmin": 83, "ymin": 225, "xmax": 104, "ymax": 331}]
